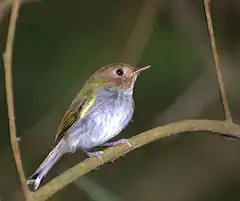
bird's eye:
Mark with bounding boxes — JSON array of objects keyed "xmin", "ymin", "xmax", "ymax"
[{"xmin": 115, "ymin": 68, "xmax": 124, "ymax": 76}]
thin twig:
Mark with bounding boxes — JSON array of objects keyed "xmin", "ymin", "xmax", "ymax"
[
  {"xmin": 2, "ymin": 0, "xmax": 31, "ymax": 200},
  {"xmin": 0, "ymin": 0, "xmax": 40, "ymax": 24},
  {"xmin": 203, "ymin": 0, "xmax": 233, "ymax": 123},
  {"xmin": 31, "ymin": 119, "xmax": 240, "ymax": 201}
]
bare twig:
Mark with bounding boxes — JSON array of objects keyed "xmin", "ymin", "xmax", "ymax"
[
  {"xmin": 204, "ymin": 0, "xmax": 233, "ymax": 123},
  {"xmin": 2, "ymin": 0, "xmax": 31, "ymax": 200},
  {"xmin": 0, "ymin": 0, "xmax": 41, "ymax": 24},
  {"xmin": 1, "ymin": 1, "xmax": 238, "ymax": 201},
  {"xmin": 30, "ymin": 119, "xmax": 240, "ymax": 201}
]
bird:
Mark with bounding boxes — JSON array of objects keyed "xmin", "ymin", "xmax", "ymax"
[{"xmin": 26, "ymin": 63, "xmax": 150, "ymax": 190}]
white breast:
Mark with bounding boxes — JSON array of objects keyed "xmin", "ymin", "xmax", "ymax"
[
  {"xmin": 68, "ymin": 88, "xmax": 134, "ymax": 150},
  {"xmin": 92, "ymin": 105, "xmax": 131, "ymax": 145}
]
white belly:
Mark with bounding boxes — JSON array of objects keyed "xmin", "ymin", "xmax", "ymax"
[{"xmin": 67, "ymin": 88, "xmax": 134, "ymax": 151}]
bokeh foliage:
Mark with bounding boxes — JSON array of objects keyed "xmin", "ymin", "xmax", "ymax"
[{"xmin": 1, "ymin": 0, "xmax": 240, "ymax": 201}]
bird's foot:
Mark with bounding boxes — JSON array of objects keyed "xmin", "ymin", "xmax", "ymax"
[
  {"xmin": 101, "ymin": 138, "xmax": 131, "ymax": 149},
  {"xmin": 85, "ymin": 150, "xmax": 104, "ymax": 160}
]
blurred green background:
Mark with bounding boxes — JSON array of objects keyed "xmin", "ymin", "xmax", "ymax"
[{"xmin": 1, "ymin": 0, "xmax": 240, "ymax": 200}]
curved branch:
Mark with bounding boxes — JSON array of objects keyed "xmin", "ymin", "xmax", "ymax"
[
  {"xmin": 31, "ymin": 119, "xmax": 240, "ymax": 201},
  {"xmin": 2, "ymin": 0, "xmax": 32, "ymax": 200}
]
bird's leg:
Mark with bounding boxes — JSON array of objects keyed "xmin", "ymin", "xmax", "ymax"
[
  {"xmin": 82, "ymin": 149, "xmax": 104, "ymax": 160},
  {"xmin": 101, "ymin": 138, "xmax": 131, "ymax": 148}
]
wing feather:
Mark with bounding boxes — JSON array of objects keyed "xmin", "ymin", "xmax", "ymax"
[{"xmin": 54, "ymin": 88, "xmax": 96, "ymax": 144}]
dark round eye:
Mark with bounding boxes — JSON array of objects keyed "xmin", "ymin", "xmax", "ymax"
[{"xmin": 116, "ymin": 68, "xmax": 124, "ymax": 76}]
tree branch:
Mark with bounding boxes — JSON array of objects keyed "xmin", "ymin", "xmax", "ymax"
[
  {"xmin": 204, "ymin": 0, "xmax": 233, "ymax": 123},
  {"xmin": 0, "ymin": 0, "xmax": 40, "ymax": 24},
  {"xmin": 30, "ymin": 119, "xmax": 240, "ymax": 201},
  {"xmin": 2, "ymin": 1, "xmax": 239, "ymax": 201},
  {"xmin": 2, "ymin": 0, "xmax": 31, "ymax": 200}
]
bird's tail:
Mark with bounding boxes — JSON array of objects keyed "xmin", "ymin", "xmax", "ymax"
[{"xmin": 27, "ymin": 140, "xmax": 67, "ymax": 190}]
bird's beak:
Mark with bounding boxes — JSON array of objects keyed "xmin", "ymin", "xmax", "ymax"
[{"xmin": 131, "ymin": 65, "xmax": 151, "ymax": 76}]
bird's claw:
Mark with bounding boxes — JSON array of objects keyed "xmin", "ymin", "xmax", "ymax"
[
  {"xmin": 86, "ymin": 151, "xmax": 104, "ymax": 160},
  {"xmin": 114, "ymin": 138, "xmax": 132, "ymax": 148},
  {"xmin": 102, "ymin": 138, "xmax": 132, "ymax": 149}
]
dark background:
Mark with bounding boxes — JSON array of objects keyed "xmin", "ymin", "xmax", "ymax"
[{"xmin": 1, "ymin": 0, "xmax": 240, "ymax": 200}]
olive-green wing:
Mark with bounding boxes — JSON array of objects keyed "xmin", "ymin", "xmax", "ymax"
[{"xmin": 54, "ymin": 92, "xmax": 96, "ymax": 144}]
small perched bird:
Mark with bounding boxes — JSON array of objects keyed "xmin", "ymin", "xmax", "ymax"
[{"xmin": 27, "ymin": 63, "xmax": 150, "ymax": 190}]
